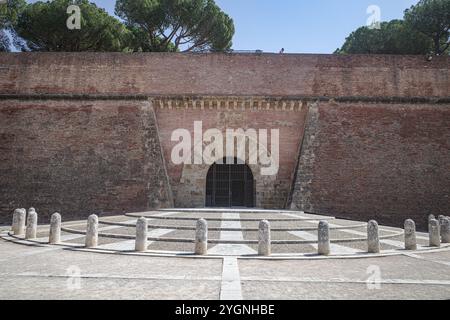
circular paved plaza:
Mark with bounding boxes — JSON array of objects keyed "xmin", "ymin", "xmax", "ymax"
[{"xmin": 1, "ymin": 209, "xmax": 450, "ymax": 300}]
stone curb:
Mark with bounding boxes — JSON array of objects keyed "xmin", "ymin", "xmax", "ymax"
[
  {"xmin": 97, "ymin": 219, "xmax": 367, "ymax": 232},
  {"xmin": 124, "ymin": 213, "xmax": 335, "ymax": 222},
  {"xmin": 60, "ymin": 226, "xmax": 403, "ymax": 244}
]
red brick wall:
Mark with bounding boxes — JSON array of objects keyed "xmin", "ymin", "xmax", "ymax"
[
  {"xmin": 0, "ymin": 99, "xmax": 172, "ymax": 223},
  {"xmin": 154, "ymin": 99, "xmax": 308, "ymax": 208},
  {"xmin": 291, "ymin": 102, "xmax": 450, "ymax": 230},
  {"xmin": 0, "ymin": 53, "xmax": 448, "ymax": 98},
  {"xmin": 0, "ymin": 53, "xmax": 449, "ymax": 226}
]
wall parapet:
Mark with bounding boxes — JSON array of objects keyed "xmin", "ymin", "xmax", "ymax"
[{"xmin": 1, "ymin": 52, "xmax": 448, "ymax": 98}]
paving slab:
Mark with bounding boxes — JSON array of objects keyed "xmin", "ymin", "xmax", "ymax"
[
  {"xmin": 238, "ymin": 255, "xmax": 450, "ymax": 281},
  {"xmin": 1, "ymin": 210, "xmax": 450, "ymax": 300},
  {"xmin": 0, "ymin": 276, "xmax": 220, "ymax": 300},
  {"xmin": 241, "ymin": 281, "xmax": 450, "ymax": 300}
]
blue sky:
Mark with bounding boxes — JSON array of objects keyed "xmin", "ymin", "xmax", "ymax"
[{"xmin": 27, "ymin": 0, "xmax": 419, "ymax": 53}]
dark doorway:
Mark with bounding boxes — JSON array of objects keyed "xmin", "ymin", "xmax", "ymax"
[{"xmin": 205, "ymin": 158, "xmax": 255, "ymax": 207}]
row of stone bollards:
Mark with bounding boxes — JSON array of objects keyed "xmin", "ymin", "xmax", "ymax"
[
  {"xmin": 12, "ymin": 208, "xmax": 62, "ymax": 244},
  {"xmin": 11, "ymin": 212, "xmax": 147, "ymax": 250},
  {"xmin": 9, "ymin": 210, "xmax": 450, "ymax": 255},
  {"xmin": 428, "ymin": 214, "xmax": 450, "ymax": 246},
  {"xmin": 192, "ymin": 217, "xmax": 450, "ymax": 256},
  {"xmin": 12, "ymin": 208, "xmax": 38, "ymax": 240}
]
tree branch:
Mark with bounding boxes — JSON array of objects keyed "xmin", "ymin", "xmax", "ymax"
[{"xmin": 183, "ymin": 38, "xmax": 209, "ymax": 52}]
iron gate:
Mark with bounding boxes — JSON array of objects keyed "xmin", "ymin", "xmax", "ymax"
[{"xmin": 205, "ymin": 158, "xmax": 255, "ymax": 207}]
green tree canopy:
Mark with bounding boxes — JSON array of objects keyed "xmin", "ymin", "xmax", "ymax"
[
  {"xmin": 15, "ymin": 0, "xmax": 131, "ymax": 52},
  {"xmin": 336, "ymin": 0, "xmax": 450, "ymax": 55},
  {"xmin": 404, "ymin": 0, "xmax": 450, "ymax": 55},
  {"xmin": 115, "ymin": 0, "xmax": 235, "ymax": 52},
  {"xmin": 0, "ymin": 0, "xmax": 26, "ymax": 51},
  {"xmin": 335, "ymin": 20, "xmax": 433, "ymax": 55}
]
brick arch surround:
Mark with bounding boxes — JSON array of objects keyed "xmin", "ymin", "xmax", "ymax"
[
  {"xmin": 170, "ymin": 125, "xmax": 280, "ymax": 209},
  {"xmin": 153, "ymin": 97, "xmax": 308, "ymax": 209},
  {"xmin": 177, "ymin": 156, "xmax": 261, "ymax": 208}
]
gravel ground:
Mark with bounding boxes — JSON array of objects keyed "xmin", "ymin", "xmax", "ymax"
[
  {"xmin": 240, "ymin": 221, "xmax": 322, "ymax": 229},
  {"xmin": 331, "ymin": 218, "xmax": 367, "ymax": 225},
  {"xmin": 242, "ymin": 230, "xmax": 301, "ymax": 241},
  {"xmin": 244, "ymin": 243, "xmax": 318, "ymax": 254},
  {"xmin": 63, "ymin": 224, "xmax": 88, "ymax": 231},
  {"xmin": 144, "ymin": 219, "xmax": 222, "ymax": 228},
  {"xmin": 147, "ymin": 241, "xmax": 217, "ymax": 253},
  {"xmin": 165, "ymin": 229, "xmax": 220, "ymax": 240},
  {"xmin": 104, "ymin": 226, "xmax": 138, "ymax": 236},
  {"xmin": 98, "ymin": 215, "xmax": 138, "ymax": 223},
  {"xmin": 63, "ymin": 236, "xmax": 123, "ymax": 246}
]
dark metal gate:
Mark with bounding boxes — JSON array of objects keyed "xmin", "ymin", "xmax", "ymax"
[{"xmin": 205, "ymin": 158, "xmax": 255, "ymax": 207}]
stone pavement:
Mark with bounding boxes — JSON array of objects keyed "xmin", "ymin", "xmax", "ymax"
[
  {"xmin": 0, "ymin": 238, "xmax": 450, "ymax": 300},
  {"xmin": 0, "ymin": 209, "xmax": 450, "ymax": 300}
]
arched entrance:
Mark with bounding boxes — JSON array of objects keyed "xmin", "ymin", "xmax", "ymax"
[{"xmin": 205, "ymin": 157, "xmax": 255, "ymax": 207}]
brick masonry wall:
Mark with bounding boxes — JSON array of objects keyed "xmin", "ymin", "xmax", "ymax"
[
  {"xmin": 0, "ymin": 53, "xmax": 449, "ymax": 226},
  {"xmin": 291, "ymin": 101, "xmax": 450, "ymax": 230},
  {"xmin": 153, "ymin": 98, "xmax": 308, "ymax": 209},
  {"xmin": 0, "ymin": 99, "xmax": 173, "ymax": 223},
  {"xmin": 0, "ymin": 53, "xmax": 448, "ymax": 98}
]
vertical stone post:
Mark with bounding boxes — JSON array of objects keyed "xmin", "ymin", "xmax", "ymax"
[
  {"xmin": 429, "ymin": 219, "xmax": 440, "ymax": 247},
  {"xmin": 135, "ymin": 217, "xmax": 148, "ymax": 252},
  {"xmin": 49, "ymin": 213, "xmax": 61, "ymax": 244},
  {"xmin": 12, "ymin": 208, "xmax": 26, "ymax": 235},
  {"xmin": 25, "ymin": 210, "xmax": 37, "ymax": 239},
  {"xmin": 258, "ymin": 220, "xmax": 271, "ymax": 256},
  {"xmin": 12, "ymin": 209, "xmax": 18, "ymax": 233},
  {"xmin": 85, "ymin": 214, "xmax": 98, "ymax": 248},
  {"xmin": 440, "ymin": 217, "xmax": 450, "ymax": 244},
  {"xmin": 428, "ymin": 214, "xmax": 435, "ymax": 232},
  {"xmin": 318, "ymin": 220, "xmax": 330, "ymax": 255},
  {"xmin": 404, "ymin": 219, "xmax": 417, "ymax": 250},
  {"xmin": 438, "ymin": 215, "xmax": 445, "ymax": 226},
  {"xmin": 195, "ymin": 218, "xmax": 208, "ymax": 255},
  {"xmin": 367, "ymin": 220, "xmax": 380, "ymax": 253}
]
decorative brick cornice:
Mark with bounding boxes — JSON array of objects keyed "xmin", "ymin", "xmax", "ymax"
[{"xmin": 152, "ymin": 97, "xmax": 305, "ymax": 111}]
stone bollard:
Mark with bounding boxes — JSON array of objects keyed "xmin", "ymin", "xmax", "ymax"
[
  {"xmin": 440, "ymin": 217, "xmax": 450, "ymax": 244},
  {"xmin": 85, "ymin": 214, "xmax": 98, "ymax": 248},
  {"xmin": 367, "ymin": 220, "xmax": 380, "ymax": 253},
  {"xmin": 195, "ymin": 219, "xmax": 208, "ymax": 255},
  {"xmin": 25, "ymin": 210, "xmax": 37, "ymax": 239},
  {"xmin": 438, "ymin": 215, "xmax": 446, "ymax": 229},
  {"xmin": 404, "ymin": 219, "xmax": 417, "ymax": 250},
  {"xmin": 11, "ymin": 209, "xmax": 19, "ymax": 233},
  {"xmin": 49, "ymin": 213, "xmax": 61, "ymax": 244},
  {"xmin": 135, "ymin": 217, "xmax": 148, "ymax": 252},
  {"xmin": 429, "ymin": 219, "xmax": 440, "ymax": 247},
  {"xmin": 428, "ymin": 214, "xmax": 435, "ymax": 232},
  {"xmin": 317, "ymin": 220, "xmax": 330, "ymax": 255},
  {"xmin": 258, "ymin": 220, "xmax": 271, "ymax": 256},
  {"xmin": 12, "ymin": 208, "xmax": 26, "ymax": 235}
]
